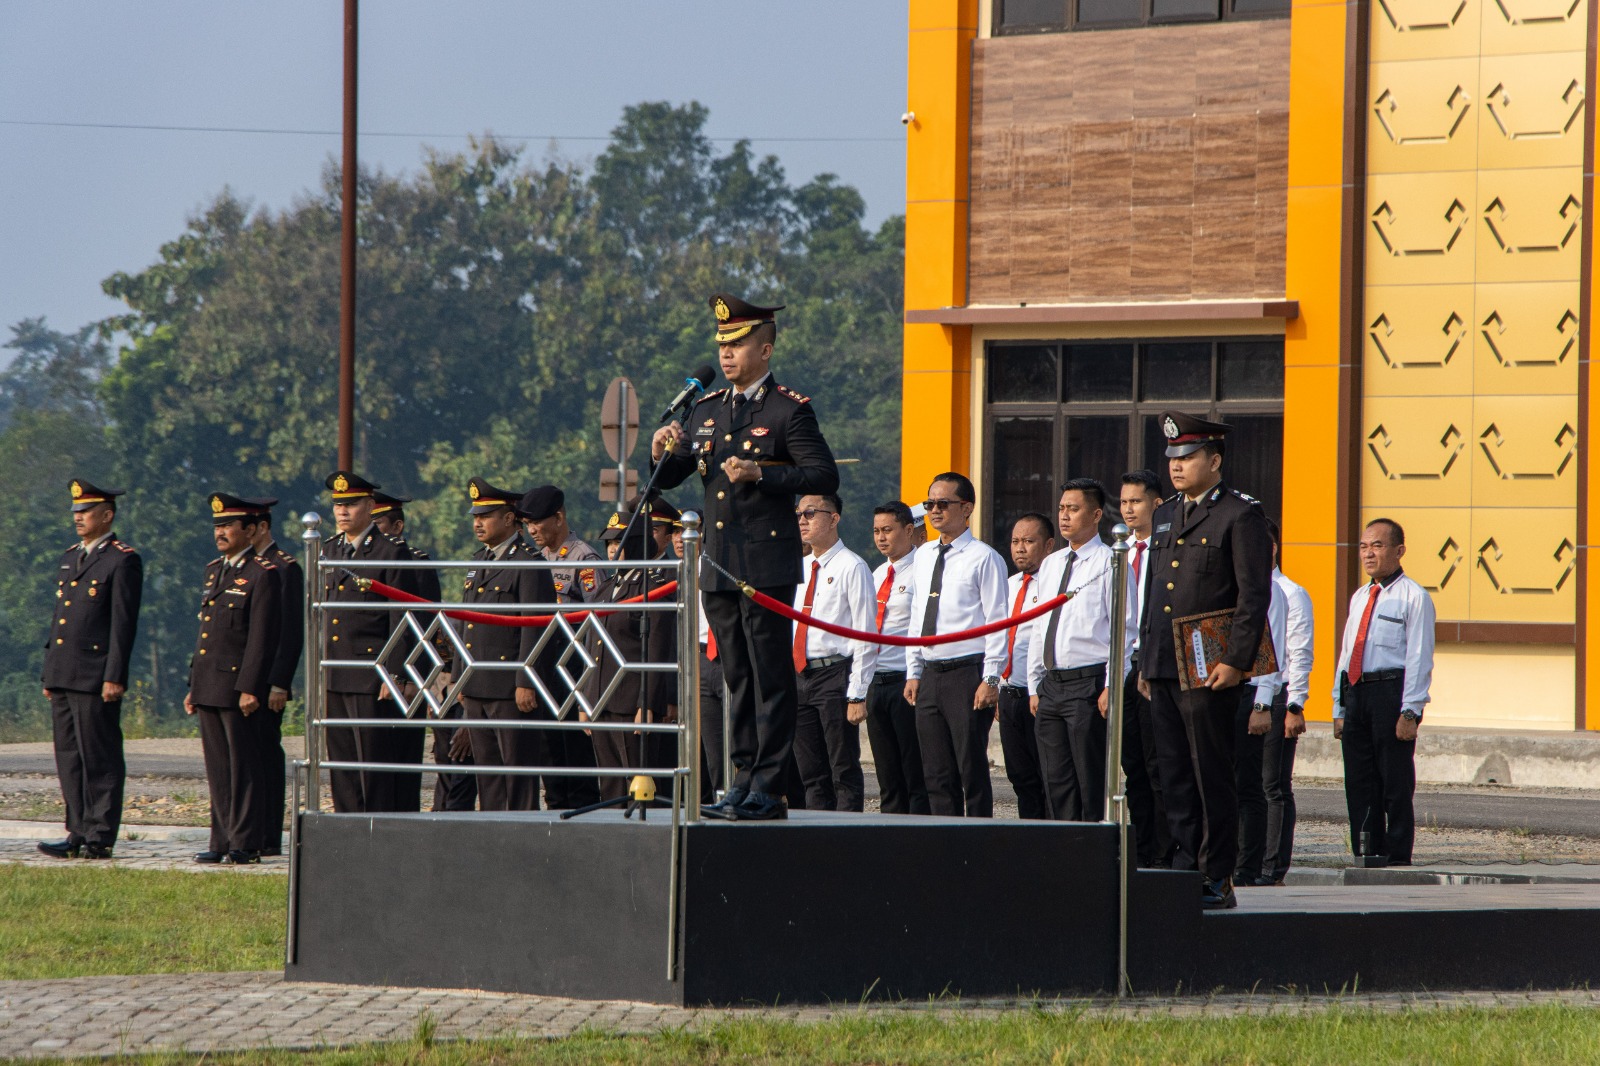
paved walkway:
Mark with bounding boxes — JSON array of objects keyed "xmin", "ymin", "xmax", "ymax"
[
  {"xmin": 0, "ymin": 822, "xmax": 286, "ymax": 875},
  {"xmin": 1, "ymin": 971, "xmax": 1598, "ymax": 1060}
]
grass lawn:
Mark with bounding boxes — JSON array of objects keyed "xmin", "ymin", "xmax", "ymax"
[
  {"xmin": 0, "ymin": 864, "xmax": 285, "ymax": 979},
  {"xmin": 23, "ymin": 1006, "xmax": 1600, "ymax": 1065}
]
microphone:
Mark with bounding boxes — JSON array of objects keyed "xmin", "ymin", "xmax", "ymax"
[{"xmin": 658, "ymin": 365, "xmax": 716, "ymax": 423}]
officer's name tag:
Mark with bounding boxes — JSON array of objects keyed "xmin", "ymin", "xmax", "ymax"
[
  {"xmin": 695, "ymin": 425, "xmax": 715, "ymax": 436},
  {"xmin": 1156, "ymin": 523, "xmax": 1171, "ymax": 534},
  {"xmin": 1191, "ymin": 630, "xmax": 1207, "ymax": 679},
  {"xmin": 225, "ymin": 588, "xmax": 248, "ymax": 597}
]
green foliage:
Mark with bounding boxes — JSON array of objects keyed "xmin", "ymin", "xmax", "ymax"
[
  {"xmin": 0, "ymin": 865, "xmax": 284, "ymax": 979},
  {"xmin": 0, "ymin": 101, "xmax": 903, "ymax": 738}
]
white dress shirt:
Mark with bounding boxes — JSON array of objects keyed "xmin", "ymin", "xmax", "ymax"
[
  {"xmin": 696, "ymin": 592, "xmax": 710, "ymax": 646},
  {"xmin": 1331, "ymin": 569, "xmax": 1435, "ymax": 719},
  {"xmin": 1249, "ymin": 578, "xmax": 1289, "ymax": 704},
  {"xmin": 1129, "ymin": 535, "xmax": 1151, "ymax": 652},
  {"xmin": 1001, "ymin": 568, "xmax": 1045, "ymax": 687},
  {"xmin": 905, "ymin": 528, "xmax": 1010, "ymax": 680},
  {"xmin": 1025, "ymin": 537, "xmax": 1135, "ymax": 696},
  {"xmin": 871, "ymin": 553, "xmax": 916, "ymax": 674},
  {"xmin": 793, "ymin": 539, "xmax": 880, "ymax": 700},
  {"xmin": 1273, "ymin": 569, "xmax": 1314, "ymax": 708}
]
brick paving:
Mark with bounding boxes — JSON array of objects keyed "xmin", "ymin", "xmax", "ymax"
[
  {"xmin": 0, "ymin": 834, "xmax": 287, "ymax": 874},
  {"xmin": 1, "ymin": 971, "xmax": 1598, "ymax": 1060}
]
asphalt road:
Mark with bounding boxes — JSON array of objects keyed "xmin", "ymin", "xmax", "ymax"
[{"xmin": 2, "ymin": 742, "xmax": 1598, "ymax": 837}]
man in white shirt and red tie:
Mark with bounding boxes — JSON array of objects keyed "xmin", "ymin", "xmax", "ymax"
[
  {"xmin": 999, "ymin": 514, "xmax": 1053, "ymax": 819},
  {"xmin": 791, "ymin": 493, "xmax": 879, "ymax": 811},
  {"xmin": 1333, "ymin": 518, "xmax": 1435, "ymax": 866},
  {"xmin": 903, "ymin": 473, "xmax": 1010, "ymax": 818},
  {"xmin": 867, "ymin": 502, "xmax": 929, "ymax": 814},
  {"xmin": 1118, "ymin": 470, "xmax": 1174, "ymax": 865},
  {"xmin": 1027, "ymin": 479, "xmax": 1135, "ymax": 821}
]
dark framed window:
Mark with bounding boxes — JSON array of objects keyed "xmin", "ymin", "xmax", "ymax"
[
  {"xmin": 996, "ymin": 0, "xmax": 1284, "ymax": 34},
  {"xmin": 983, "ymin": 337, "xmax": 1284, "ymax": 563}
]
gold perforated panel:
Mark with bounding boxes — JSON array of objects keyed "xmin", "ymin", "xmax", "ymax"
[{"xmin": 1360, "ymin": 0, "xmax": 1585, "ymax": 624}]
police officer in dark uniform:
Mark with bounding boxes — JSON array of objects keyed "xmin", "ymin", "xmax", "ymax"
[
  {"xmin": 187, "ymin": 494, "xmax": 282, "ymax": 865},
  {"xmin": 520, "ymin": 484, "xmax": 602, "ymax": 809},
  {"xmin": 320, "ymin": 470, "xmax": 423, "ymax": 813},
  {"xmin": 38, "ymin": 479, "xmax": 144, "ymax": 860},
  {"xmin": 246, "ymin": 497, "xmax": 303, "ymax": 856},
  {"xmin": 370, "ymin": 491, "xmax": 459, "ymax": 810},
  {"xmin": 1138, "ymin": 412, "xmax": 1273, "ymax": 910},
  {"xmin": 651, "ymin": 293, "xmax": 839, "ymax": 821},
  {"xmin": 456, "ymin": 478, "xmax": 560, "ymax": 811}
]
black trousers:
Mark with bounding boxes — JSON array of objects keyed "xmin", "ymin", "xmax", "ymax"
[
  {"xmin": 1261, "ymin": 691, "xmax": 1297, "ymax": 882},
  {"xmin": 1121, "ymin": 667, "xmax": 1173, "ymax": 866},
  {"xmin": 197, "ymin": 704, "xmax": 261, "ymax": 853},
  {"xmin": 323, "ymin": 691, "xmax": 415, "ymax": 814},
  {"xmin": 865, "ymin": 670, "xmax": 928, "ymax": 814},
  {"xmin": 697, "ymin": 649, "xmax": 725, "ymax": 802},
  {"xmin": 591, "ymin": 710, "xmax": 640, "ymax": 802},
  {"xmin": 793, "ymin": 659, "xmax": 864, "ymax": 812},
  {"xmin": 704, "ymin": 585, "xmax": 799, "ymax": 800},
  {"xmin": 1340, "ymin": 674, "xmax": 1415, "ymax": 863},
  {"xmin": 997, "ymin": 685, "xmax": 1047, "ymax": 819},
  {"xmin": 253, "ymin": 707, "xmax": 286, "ymax": 851},
  {"xmin": 1036, "ymin": 672, "xmax": 1104, "ymax": 821},
  {"xmin": 430, "ymin": 702, "xmax": 478, "ymax": 812},
  {"xmin": 1233, "ymin": 688, "xmax": 1268, "ymax": 882},
  {"xmin": 48, "ymin": 689, "xmax": 125, "ymax": 848},
  {"xmin": 914, "ymin": 658, "xmax": 993, "ymax": 818},
  {"xmin": 462, "ymin": 696, "xmax": 546, "ymax": 811},
  {"xmin": 1150, "ymin": 677, "xmax": 1239, "ymax": 883},
  {"xmin": 543, "ymin": 725, "xmax": 600, "ymax": 810}
]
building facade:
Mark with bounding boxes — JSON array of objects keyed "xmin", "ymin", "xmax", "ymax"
[{"xmin": 902, "ymin": 0, "xmax": 1595, "ymax": 729}]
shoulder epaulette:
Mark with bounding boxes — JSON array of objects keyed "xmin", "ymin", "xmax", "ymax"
[
  {"xmin": 1164, "ymin": 492, "xmax": 1181, "ymax": 504},
  {"xmin": 256, "ymin": 558, "xmax": 277, "ymax": 571},
  {"xmin": 382, "ymin": 533, "xmax": 407, "ymax": 546},
  {"xmin": 411, "ymin": 548, "xmax": 431, "ymax": 561},
  {"xmin": 115, "ymin": 542, "xmax": 136, "ymax": 553},
  {"xmin": 776, "ymin": 384, "xmax": 811, "ymax": 404},
  {"xmin": 698, "ymin": 388, "xmax": 728, "ymax": 404},
  {"xmin": 1231, "ymin": 489, "xmax": 1262, "ymax": 506}
]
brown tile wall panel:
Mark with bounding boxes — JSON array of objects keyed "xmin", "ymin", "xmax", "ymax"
[{"xmin": 968, "ymin": 20, "xmax": 1290, "ymax": 307}]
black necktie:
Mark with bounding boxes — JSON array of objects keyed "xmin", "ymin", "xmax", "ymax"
[
  {"xmin": 732, "ymin": 392, "xmax": 747, "ymax": 426},
  {"xmin": 1042, "ymin": 550, "xmax": 1077, "ymax": 671},
  {"xmin": 1183, "ymin": 499, "xmax": 1196, "ymax": 526},
  {"xmin": 920, "ymin": 543, "xmax": 950, "ymax": 637}
]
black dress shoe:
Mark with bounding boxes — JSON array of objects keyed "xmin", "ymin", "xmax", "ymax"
[
  {"xmin": 81, "ymin": 844, "xmax": 114, "ymax": 860},
  {"xmin": 701, "ymin": 787, "xmax": 748, "ymax": 819},
  {"xmin": 730, "ymin": 792, "xmax": 788, "ymax": 822},
  {"xmin": 194, "ymin": 851, "xmax": 226, "ymax": 864},
  {"xmin": 37, "ymin": 838, "xmax": 82, "ymax": 859},
  {"xmin": 227, "ymin": 850, "xmax": 261, "ymax": 865},
  {"xmin": 258, "ymin": 846, "xmax": 282, "ymax": 858},
  {"xmin": 1201, "ymin": 878, "xmax": 1237, "ymax": 910},
  {"xmin": 1252, "ymin": 876, "xmax": 1285, "ymax": 887}
]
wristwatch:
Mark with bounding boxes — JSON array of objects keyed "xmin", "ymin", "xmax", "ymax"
[
  {"xmin": 1286, "ymin": 703, "xmax": 1304, "ymax": 716},
  {"xmin": 982, "ymin": 675, "xmax": 1002, "ymax": 689},
  {"xmin": 1251, "ymin": 702, "xmax": 1272, "ymax": 714},
  {"xmin": 1401, "ymin": 709, "xmax": 1422, "ymax": 722}
]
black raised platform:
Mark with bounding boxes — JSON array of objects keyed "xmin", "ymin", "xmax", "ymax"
[{"xmin": 285, "ymin": 810, "xmax": 1600, "ymax": 1004}]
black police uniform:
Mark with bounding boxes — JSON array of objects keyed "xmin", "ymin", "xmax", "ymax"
[
  {"xmin": 1140, "ymin": 434, "xmax": 1273, "ymax": 890},
  {"xmin": 190, "ymin": 502, "xmax": 281, "ymax": 860},
  {"xmin": 525, "ymin": 484, "xmax": 604, "ymax": 810},
  {"xmin": 456, "ymin": 481, "xmax": 560, "ymax": 811},
  {"xmin": 40, "ymin": 481, "xmax": 143, "ymax": 855},
  {"xmin": 247, "ymin": 498, "xmax": 304, "ymax": 855},
  {"xmin": 320, "ymin": 471, "xmax": 423, "ymax": 813},
  {"xmin": 654, "ymin": 295, "xmax": 838, "ymax": 810}
]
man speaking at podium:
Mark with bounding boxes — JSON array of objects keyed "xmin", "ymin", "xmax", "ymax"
[{"xmin": 651, "ymin": 293, "xmax": 838, "ymax": 821}]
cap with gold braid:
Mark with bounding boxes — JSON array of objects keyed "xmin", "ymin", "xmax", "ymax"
[
  {"xmin": 69, "ymin": 479, "xmax": 125, "ymax": 513},
  {"xmin": 711, "ymin": 291, "xmax": 783, "ymax": 344},
  {"xmin": 208, "ymin": 492, "xmax": 271, "ymax": 524},
  {"xmin": 1161, "ymin": 410, "xmax": 1232, "ymax": 458},
  {"xmin": 601, "ymin": 511, "xmax": 627, "ymax": 542},
  {"xmin": 371, "ymin": 490, "xmax": 412, "ymax": 518},
  {"xmin": 324, "ymin": 470, "xmax": 379, "ymax": 500},
  {"xmin": 467, "ymin": 477, "xmax": 522, "ymax": 516}
]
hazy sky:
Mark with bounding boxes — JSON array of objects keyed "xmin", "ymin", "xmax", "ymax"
[{"xmin": 0, "ymin": 1, "xmax": 909, "ymax": 348}]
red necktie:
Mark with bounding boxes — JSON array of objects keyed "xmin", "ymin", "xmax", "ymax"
[
  {"xmin": 1348, "ymin": 582, "xmax": 1381, "ymax": 684},
  {"xmin": 1001, "ymin": 572, "xmax": 1031, "ymax": 680},
  {"xmin": 793, "ymin": 560, "xmax": 820, "ymax": 673},
  {"xmin": 875, "ymin": 564, "xmax": 895, "ymax": 632},
  {"xmin": 706, "ymin": 628, "xmax": 717, "ymax": 662},
  {"xmin": 1132, "ymin": 540, "xmax": 1146, "ymax": 586}
]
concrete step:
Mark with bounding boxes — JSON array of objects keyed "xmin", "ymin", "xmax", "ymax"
[{"xmin": 1283, "ymin": 862, "xmax": 1600, "ymax": 887}]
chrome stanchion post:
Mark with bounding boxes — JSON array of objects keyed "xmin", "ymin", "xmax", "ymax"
[
  {"xmin": 302, "ymin": 513, "xmax": 324, "ymax": 813},
  {"xmin": 1104, "ymin": 522, "xmax": 1132, "ymax": 997},
  {"xmin": 680, "ymin": 511, "xmax": 703, "ymax": 823}
]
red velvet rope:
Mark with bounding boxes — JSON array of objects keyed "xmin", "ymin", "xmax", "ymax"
[
  {"xmin": 360, "ymin": 578, "xmax": 679, "ymax": 628},
  {"xmin": 744, "ymin": 586, "xmax": 1072, "ymax": 647}
]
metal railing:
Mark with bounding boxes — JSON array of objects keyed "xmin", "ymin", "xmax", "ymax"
[
  {"xmin": 1101, "ymin": 522, "xmax": 1133, "ymax": 998},
  {"xmin": 287, "ymin": 510, "xmax": 707, "ymax": 980}
]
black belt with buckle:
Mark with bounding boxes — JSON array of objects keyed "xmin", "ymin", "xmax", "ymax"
[
  {"xmin": 1348, "ymin": 668, "xmax": 1404, "ymax": 685},
  {"xmin": 1047, "ymin": 663, "xmax": 1106, "ymax": 683},
  {"xmin": 926, "ymin": 654, "xmax": 983, "ymax": 673},
  {"xmin": 873, "ymin": 669, "xmax": 907, "ymax": 683},
  {"xmin": 804, "ymin": 654, "xmax": 848, "ymax": 672}
]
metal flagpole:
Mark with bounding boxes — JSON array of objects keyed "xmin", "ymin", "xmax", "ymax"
[
  {"xmin": 302, "ymin": 513, "xmax": 324, "ymax": 812},
  {"xmin": 1103, "ymin": 522, "xmax": 1133, "ymax": 997}
]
